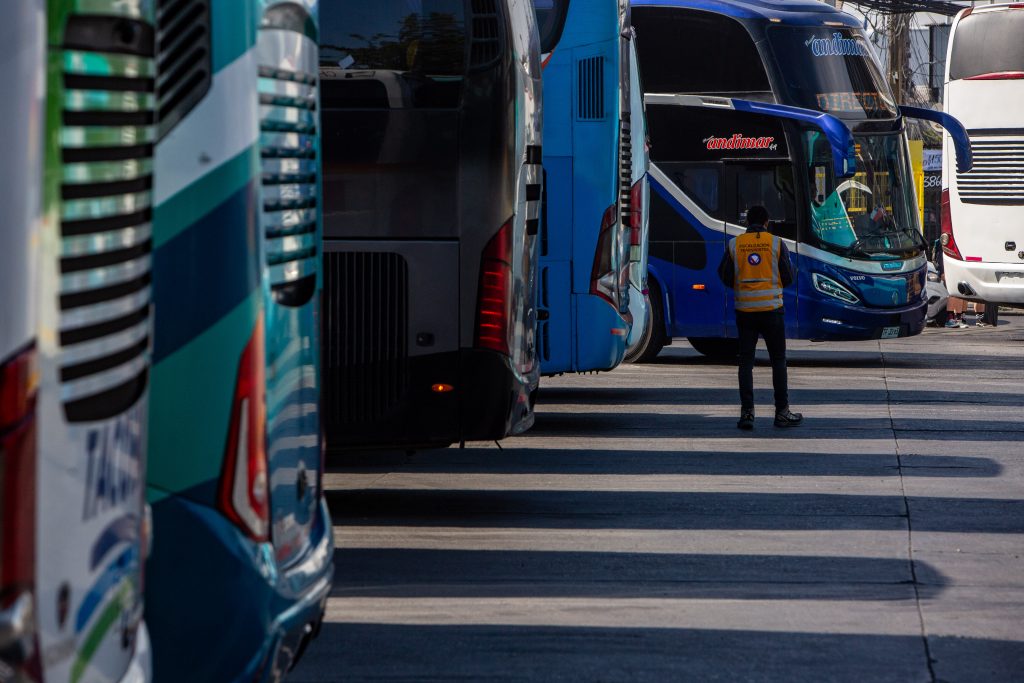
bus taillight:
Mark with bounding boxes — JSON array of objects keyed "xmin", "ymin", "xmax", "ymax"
[
  {"xmin": 629, "ymin": 179, "xmax": 644, "ymax": 262},
  {"xmin": 0, "ymin": 345, "xmax": 41, "ymax": 681},
  {"xmin": 218, "ymin": 318, "xmax": 270, "ymax": 543},
  {"xmin": 940, "ymin": 189, "xmax": 963, "ymax": 260},
  {"xmin": 591, "ymin": 203, "xmax": 619, "ymax": 308},
  {"xmin": 475, "ymin": 220, "xmax": 514, "ymax": 356}
]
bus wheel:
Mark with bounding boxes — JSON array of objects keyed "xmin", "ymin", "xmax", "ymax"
[
  {"xmin": 687, "ymin": 337, "xmax": 739, "ymax": 360},
  {"xmin": 627, "ymin": 285, "xmax": 666, "ymax": 363}
]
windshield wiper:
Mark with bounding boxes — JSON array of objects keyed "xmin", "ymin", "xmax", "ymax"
[{"xmin": 840, "ymin": 237, "xmax": 877, "ymax": 258}]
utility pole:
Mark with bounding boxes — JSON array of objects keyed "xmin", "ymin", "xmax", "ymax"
[{"xmin": 886, "ymin": 11, "xmax": 911, "ymax": 104}]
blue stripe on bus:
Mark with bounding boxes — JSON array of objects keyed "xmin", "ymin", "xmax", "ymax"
[
  {"xmin": 90, "ymin": 514, "xmax": 139, "ymax": 571},
  {"xmin": 152, "ymin": 182, "xmax": 261, "ymax": 364},
  {"xmin": 76, "ymin": 545, "xmax": 137, "ymax": 632},
  {"xmin": 650, "ymin": 176, "xmax": 715, "ymax": 235}
]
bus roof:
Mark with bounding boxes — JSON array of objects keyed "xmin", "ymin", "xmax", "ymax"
[{"xmin": 633, "ymin": 0, "xmax": 862, "ymax": 28}]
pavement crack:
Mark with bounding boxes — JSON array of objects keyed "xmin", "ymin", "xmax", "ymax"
[{"xmin": 880, "ymin": 343, "xmax": 938, "ymax": 683}]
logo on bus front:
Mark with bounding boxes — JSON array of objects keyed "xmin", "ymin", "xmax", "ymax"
[
  {"xmin": 881, "ymin": 261, "xmax": 903, "ymax": 272},
  {"xmin": 805, "ymin": 33, "xmax": 870, "ymax": 58},
  {"xmin": 703, "ymin": 134, "xmax": 777, "ymax": 151}
]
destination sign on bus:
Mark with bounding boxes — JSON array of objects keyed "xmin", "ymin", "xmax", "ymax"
[{"xmin": 815, "ymin": 91, "xmax": 892, "ymax": 117}]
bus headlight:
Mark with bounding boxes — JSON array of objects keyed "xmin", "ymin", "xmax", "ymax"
[{"xmin": 812, "ymin": 273, "xmax": 859, "ymax": 304}]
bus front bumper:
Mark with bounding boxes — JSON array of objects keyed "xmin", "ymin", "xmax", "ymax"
[
  {"xmin": 943, "ymin": 258, "xmax": 1024, "ymax": 305},
  {"xmin": 801, "ymin": 295, "xmax": 928, "ymax": 341}
]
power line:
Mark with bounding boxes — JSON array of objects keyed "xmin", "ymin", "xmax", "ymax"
[{"xmin": 841, "ymin": 0, "xmax": 965, "ymax": 16}]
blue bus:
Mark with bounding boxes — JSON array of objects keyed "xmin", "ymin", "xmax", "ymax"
[
  {"xmin": 534, "ymin": 0, "xmax": 642, "ymax": 373},
  {"xmin": 629, "ymin": 0, "xmax": 972, "ymax": 359}
]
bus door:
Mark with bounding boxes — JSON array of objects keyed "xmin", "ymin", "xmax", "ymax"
[{"xmin": 647, "ymin": 162, "xmax": 728, "ymax": 337}]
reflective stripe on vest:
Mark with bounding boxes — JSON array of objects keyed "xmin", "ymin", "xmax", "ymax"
[{"xmin": 731, "ymin": 230, "xmax": 783, "ymax": 312}]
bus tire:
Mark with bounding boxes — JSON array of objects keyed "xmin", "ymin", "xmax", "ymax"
[
  {"xmin": 687, "ymin": 336, "xmax": 739, "ymax": 359},
  {"xmin": 628, "ymin": 284, "xmax": 666, "ymax": 363}
]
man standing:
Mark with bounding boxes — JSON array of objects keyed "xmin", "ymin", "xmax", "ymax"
[{"xmin": 717, "ymin": 205, "xmax": 803, "ymax": 430}]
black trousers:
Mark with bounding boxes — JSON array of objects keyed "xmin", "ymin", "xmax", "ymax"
[{"xmin": 736, "ymin": 308, "xmax": 788, "ymax": 411}]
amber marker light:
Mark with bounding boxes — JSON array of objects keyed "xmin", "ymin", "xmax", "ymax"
[
  {"xmin": 431, "ymin": 383, "xmax": 455, "ymax": 393},
  {"xmin": 693, "ymin": 283, "xmax": 706, "ymax": 291}
]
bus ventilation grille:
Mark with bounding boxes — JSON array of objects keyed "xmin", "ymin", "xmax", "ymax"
[
  {"xmin": 470, "ymin": 0, "xmax": 501, "ymax": 67},
  {"xmin": 577, "ymin": 56, "xmax": 606, "ymax": 121},
  {"xmin": 322, "ymin": 252, "xmax": 410, "ymax": 426},
  {"xmin": 258, "ymin": 14, "xmax": 319, "ymax": 307},
  {"xmin": 619, "ymin": 117, "xmax": 633, "ymax": 224},
  {"xmin": 155, "ymin": 0, "xmax": 211, "ymax": 138},
  {"xmin": 956, "ymin": 133, "xmax": 1024, "ymax": 205},
  {"xmin": 58, "ymin": 15, "xmax": 157, "ymax": 422}
]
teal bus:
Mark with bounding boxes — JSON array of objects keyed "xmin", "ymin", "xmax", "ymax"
[{"xmin": 144, "ymin": 1, "xmax": 332, "ymax": 679}]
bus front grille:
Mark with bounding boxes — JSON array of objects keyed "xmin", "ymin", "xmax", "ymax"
[
  {"xmin": 258, "ymin": 7, "xmax": 319, "ymax": 306},
  {"xmin": 323, "ymin": 252, "xmax": 409, "ymax": 427},
  {"xmin": 956, "ymin": 133, "xmax": 1024, "ymax": 204},
  {"xmin": 58, "ymin": 15, "xmax": 157, "ymax": 422}
]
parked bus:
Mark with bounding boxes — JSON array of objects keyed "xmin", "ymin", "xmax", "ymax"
[
  {"xmin": 941, "ymin": 3, "xmax": 1024, "ymax": 308},
  {"xmin": 629, "ymin": 0, "xmax": 972, "ymax": 359},
  {"xmin": 145, "ymin": 1, "xmax": 332, "ymax": 679},
  {"xmin": 533, "ymin": 0, "xmax": 642, "ymax": 373},
  {"xmin": 1, "ymin": 2, "xmax": 154, "ymax": 681},
  {"xmin": 319, "ymin": 0, "xmax": 543, "ymax": 448}
]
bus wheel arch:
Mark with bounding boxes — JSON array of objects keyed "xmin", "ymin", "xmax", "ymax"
[{"xmin": 626, "ymin": 275, "xmax": 668, "ymax": 363}]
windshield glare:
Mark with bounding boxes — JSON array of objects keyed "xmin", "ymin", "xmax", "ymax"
[
  {"xmin": 767, "ymin": 26, "xmax": 896, "ymax": 120},
  {"xmin": 805, "ymin": 132, "xmax": 922, "ymax": 258}
]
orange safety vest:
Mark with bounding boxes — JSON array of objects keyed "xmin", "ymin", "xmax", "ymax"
[{"xmin": 730, "ymin": 229, "xmax": 783, "ymax": 312}]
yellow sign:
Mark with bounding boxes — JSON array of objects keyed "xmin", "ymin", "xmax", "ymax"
[{"xmin": 908, "ymin": 139, "xmax": 924, "ymax": 231}]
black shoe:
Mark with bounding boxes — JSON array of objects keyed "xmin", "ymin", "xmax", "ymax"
[
  {"xmin": 774, "ymin": 408, "xmax": 803, "ymax": 428},
  {"xmin": 737, "ymin": 410, "xmax": 755, "ymax": 430}
]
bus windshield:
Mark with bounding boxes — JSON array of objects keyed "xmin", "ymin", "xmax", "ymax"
[
  {"xmin": 766, "ymin": 25, "xmax": 896, "ymax": 120},
  {"xmin": 949, "ymin": 10, "xmax": 1024, "ymax": 80},
  {"xmin": 805, "ymin": 131, "xmax": 923, "ymax": 258},
  {"xmin": 320, "ymin": 0, "xmax": 466, "ymax": 109}
]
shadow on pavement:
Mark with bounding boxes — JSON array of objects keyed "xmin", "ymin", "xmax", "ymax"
[
  {"xmin": 325, "ymin": 489, "xmax": 1024, "ymax": 534},
  {"xmin": 291, "ymin": 624, "xmax": 1023, "ymax": 682},
  {"xmin": 330, "ymin": 548, "xmax": 946, "ymax": 601},
  {"xmin": 327, "ymin": 448, "xmax": 1003, "ymax": 478}
]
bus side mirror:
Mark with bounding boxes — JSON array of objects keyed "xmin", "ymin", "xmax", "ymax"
[
  {"xmin": 731, "ymin": 99, "xmax": 856, "ymax": 179},
  {"xmin": 899, "ymin": 105, "xmax": 973, "ymax": 173}
]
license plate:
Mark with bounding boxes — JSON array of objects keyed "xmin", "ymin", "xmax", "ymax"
[{"xmin": 881, "ymin": 326, "xmax": 901, "ymax": 339}]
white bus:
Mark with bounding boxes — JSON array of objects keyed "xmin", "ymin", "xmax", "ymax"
[
  {"xmin": 2, "ymin": 2, "xmax": 153, "ymax": 681},
  {"xmin": 942, "ymin": 2, "xmax": 1024, "ymax": 306}
]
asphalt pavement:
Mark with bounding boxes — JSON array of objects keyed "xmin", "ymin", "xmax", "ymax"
[{"xmin": 293, "ymin": 315, "xmax": 1024, "ymax": 682}]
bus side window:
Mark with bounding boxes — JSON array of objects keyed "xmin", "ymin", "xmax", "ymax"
[{"xmin": 672, "ymin": 165, "xmax": 722, "ymax": 218}]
